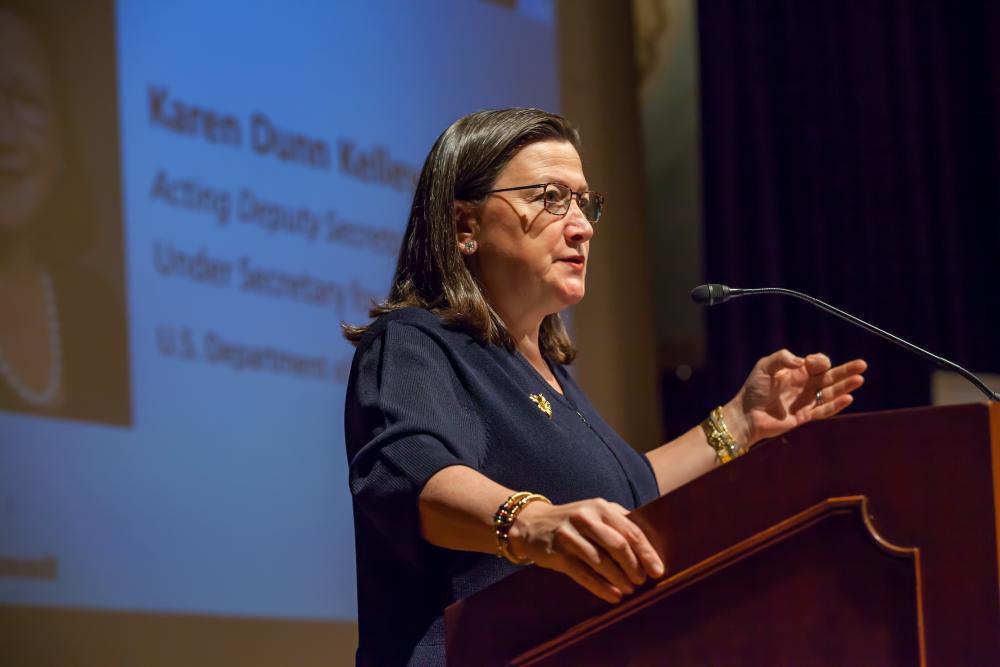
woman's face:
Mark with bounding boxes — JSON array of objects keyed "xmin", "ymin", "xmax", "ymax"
[
  {"xmin": 0, "ymin": 11, "xmax": 61, "ymax": 232},
  {"xmin": 465, "ymin": 140, "xmax": 595, "ymax": 325}
]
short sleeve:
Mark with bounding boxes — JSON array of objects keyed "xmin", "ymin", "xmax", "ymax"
[{"xmin": 345, "ymin": 320, "xmax": 487, "ymax": 569}]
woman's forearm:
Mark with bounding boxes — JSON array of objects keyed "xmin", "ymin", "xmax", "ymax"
[
  {"xmin": 418, "ymin": 464, "xmax": 512, "ymax": 554},
  {"xmin": 644, "ymin": 426, "xmax": 717, "ymax": 496},
  {"xmin": 417, "ymin": 463, "xmax": 665, "ymax": 604},
  {"xmin": 645, "ymin": 401, "xmax": 749, "ymax": 496}
]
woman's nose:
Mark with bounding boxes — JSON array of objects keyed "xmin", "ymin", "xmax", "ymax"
[{"xmin": 563, "ymin": 199, "xmax": 594, "ymax": 242}]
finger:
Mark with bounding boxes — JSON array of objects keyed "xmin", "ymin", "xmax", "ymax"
[
  {"xmin": 818, "ymin": 358, "xmax": 868, "ymax": 387},
  {"xmin": 605, "ymin": 504, "xmax": 665, "ymax": 579},
  {"xmin": 583, "ymin": 518, "xmax": 646, "ymax": 586},
  {"xmin": 811, "ymin": 392, "xmax": 854, "ymax": 420},
  {"xmin": 759, "ymin": 349, "xmax": 806, "ymax": 374},
  {"xmin": 811, "ymin": 373, "xmax": 864, "ymax": 418},
  {"xmin": 559, "ymin": 556, "xmax": 624, "ymax": 604},
  {"xmin": 816, "ymin": 373, "xmax": 865, "ymax": 405},
  {"xmin": 558, "ymin": 524, "xmax": 636, "ymax": 595},
  {"xmin": 805, "ymin": 353, "xmax": 832, "ymax": 376}
]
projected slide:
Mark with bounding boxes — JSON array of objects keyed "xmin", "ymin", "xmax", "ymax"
[{"xmin": 0, "ymin": 0, "xmax": 557, "ymax": 620}]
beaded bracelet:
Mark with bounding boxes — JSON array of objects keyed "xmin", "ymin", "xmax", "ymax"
[
  {"xmin": 701, "ymin": 406, "xmax": 744, "ymax": 464},
  {"xmin": 494, "ymin": 491, "xmax": 551, "ymax": 565}
]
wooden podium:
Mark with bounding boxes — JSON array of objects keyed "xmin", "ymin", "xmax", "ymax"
[{"xmin": 445, "ymin": 402, "xmax": 1000, "ymax": 666}]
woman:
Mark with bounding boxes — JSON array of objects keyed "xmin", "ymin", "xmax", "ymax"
[{"xmin": 343, "ymin": 108, "xmax": 866, "ymax": 666}]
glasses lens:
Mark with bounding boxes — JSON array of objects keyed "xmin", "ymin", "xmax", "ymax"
[
  {"xmin": 580, "ymin": 192, "xmax": 603, "ymax": 223},
  {"xmin": 542, "ymin": 184, "xmax": 603, "ymax": 223},
  {"xmin": 543, "ymin": 183, "xmax": 571, "ymax": 214}
]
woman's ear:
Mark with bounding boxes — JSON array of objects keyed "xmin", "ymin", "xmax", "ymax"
[{"xmin": 454, "ymin": 201, "xmax": 479, "ymax": 254}]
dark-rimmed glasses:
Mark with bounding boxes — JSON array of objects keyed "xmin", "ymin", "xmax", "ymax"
[{"xmin": 484, "ymin": 182, "xmax": 604, "ymax": 223}]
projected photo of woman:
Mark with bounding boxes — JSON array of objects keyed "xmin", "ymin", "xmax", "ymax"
[
  {"xmin": 343, "ymin": 109, "xmax": 868, "ymax": 665},
  {"xmin": 0, "ymin": 7, "xmax": 130, "ymax": 426}
]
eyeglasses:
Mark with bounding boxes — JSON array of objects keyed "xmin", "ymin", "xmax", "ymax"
[{"xmin": 484, "ymin": 182, "xmax": 604, "ymax": 223}]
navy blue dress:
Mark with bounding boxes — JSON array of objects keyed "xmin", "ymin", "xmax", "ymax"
[{"xmin": 344, "ymin": 307, "xmax": 660, "ymax": 666}]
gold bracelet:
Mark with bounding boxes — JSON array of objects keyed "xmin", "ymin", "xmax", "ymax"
[
  {"xmin": 700, "ymin": 406, "xmax": 744, "ymax": 464},
  {"xmin": 494, "ymin": 492, "xmax": 532, "ymax": 562},
  {"xmin": 494, "ymin": 491, "xmax": 551, "ymax": 565}
]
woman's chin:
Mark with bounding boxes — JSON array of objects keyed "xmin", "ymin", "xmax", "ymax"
[{"xmin": 556, "ymin": 284, "xmax": 586, "ymax": 307}]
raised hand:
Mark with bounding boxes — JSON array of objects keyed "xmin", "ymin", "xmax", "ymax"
[{"xmin": 728, "ymin": 349, "xmax": 867, "ymax": 448}]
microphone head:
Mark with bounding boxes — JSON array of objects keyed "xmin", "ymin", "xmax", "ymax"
[{"xmin": 690, "ymin": 283, "xmax": 732, "ymax": 306}]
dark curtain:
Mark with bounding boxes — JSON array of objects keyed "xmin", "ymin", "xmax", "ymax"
[{"xmin": 688, "ymin": 0, "xmax": 1000, "ymax": 418}]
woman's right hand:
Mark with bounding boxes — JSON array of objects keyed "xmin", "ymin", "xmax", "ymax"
[{"xmin": 507, "ymin": 497, "xmax": 665, "ymax": 604}]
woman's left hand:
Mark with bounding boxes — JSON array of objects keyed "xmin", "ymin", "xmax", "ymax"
[{"xmin": 724, "ymin": 350, "xmax": 867, "ymax": 449}]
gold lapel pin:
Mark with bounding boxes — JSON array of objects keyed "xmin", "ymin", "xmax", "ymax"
[{"xmin": 529, "ymin": 393, "xmax": 552, "ymax": 418}]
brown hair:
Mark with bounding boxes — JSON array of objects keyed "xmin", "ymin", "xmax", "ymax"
[{"xmin": 342, "ymin": 108, "xmax": 583, "ymax": 364}]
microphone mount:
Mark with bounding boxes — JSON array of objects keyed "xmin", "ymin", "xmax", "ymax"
[{"xmin": 690, "ymin": 283, "xmax": 1000, "ymax": 402}]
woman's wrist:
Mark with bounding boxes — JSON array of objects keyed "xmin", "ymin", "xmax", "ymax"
[
  {"xmin": 721, "ymin": 397, "xmax": 754, "ymax": 451},
  {"xmin": 495, "ymin": 492, "xmax": 550, "ymax": 564}
]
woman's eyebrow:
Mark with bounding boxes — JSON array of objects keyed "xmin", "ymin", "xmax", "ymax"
[{"xmin": 536, "ymin": 177, "xmax": 591, "ymax": 190}]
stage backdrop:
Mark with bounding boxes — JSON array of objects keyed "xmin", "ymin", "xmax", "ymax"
[{"xmin": 0, "ymin": 0, "xmax": 557, "ymax": 625}]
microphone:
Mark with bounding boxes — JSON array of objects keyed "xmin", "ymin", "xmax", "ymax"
[
  {"xmin": 690, "ymin": 283, "xmax": 1000, "ymax": 402},
  {"xmin": 690, "ymin": 283, "xmax": 745, "ymax": 306}
]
